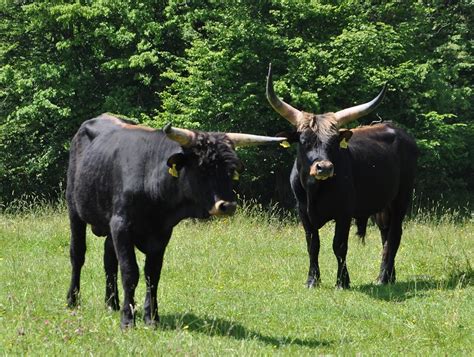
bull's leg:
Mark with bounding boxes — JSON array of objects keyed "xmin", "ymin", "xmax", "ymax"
[
  {"xmin": 299, "ymin": 207, "xmax": 320, "ymax": 288},
  {"xmin": 374, "ymin": 210, "xmax": 391, "ymax": 284},
  {"xmin": 378, "ymin": 215, "xmax": 403, "ymax": 284},
  {"xmin": 67, "ymin": 211, "xmax": 87, "ymax": 308},
  {"xmin": 104, "ymin": 235, "xmax": 119, "ymax": 311},
  {"xmin": 110, "ymin": 215, "xmax": 139, "ymax": 329},
  {"xmin": 333, "ymin": 218, "xmax": 351, "ymax": 289},
  {"xmin": 143, "ymin": 233, "xmax": 171, "ymax": 327}
]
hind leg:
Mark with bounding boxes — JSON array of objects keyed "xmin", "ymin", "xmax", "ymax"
[
  {"xmin": 143, "ymin": 230, "xmax": 172, "ymax": 327},
  {"xmin": 104, "ymin": 235, "xmax": 119, "ymax": 310},
  {"xmin": 376, "ymin": 203, "xmax": 406, "ymax": 284},
  {"xmin": 67, "ymin": 210, "xmax": 87, "ymax": 307}
]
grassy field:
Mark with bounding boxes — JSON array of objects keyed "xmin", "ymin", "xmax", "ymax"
[{"xmin": 1, "ymin": 203, "xmax": 473, "ymax": 355}]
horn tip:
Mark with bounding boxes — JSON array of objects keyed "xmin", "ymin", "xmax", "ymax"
[{"xmin": 163, "ymin": 123, "xmax": 172, "ymax": 133}]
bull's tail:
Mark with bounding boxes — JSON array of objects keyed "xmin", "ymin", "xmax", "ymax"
[{"xmin": 355, "ymin": 217, "xmax": 369, "ymax": 244}]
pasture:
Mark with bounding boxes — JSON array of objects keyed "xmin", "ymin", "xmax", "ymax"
[{"xmin": 1, "ymin": 203, "xmax": 472, "ymax": 355}]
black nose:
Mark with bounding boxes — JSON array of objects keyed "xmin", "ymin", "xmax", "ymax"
[
  {"xmin": 217, "ymin": 201, "xmax": 237, "ymax": 215},
  {"xmin": 316, "ymin": 162, "xmax": 333, "ymax": 174}
]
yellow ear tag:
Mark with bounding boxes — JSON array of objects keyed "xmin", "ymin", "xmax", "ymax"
[
  {"xmin": 280, "ymin": 140, "xmax": 290, "ymax": 148},
  {"xmin": 168, "ymin": 164, "xmax": 179, "ymax": 178},
  {"xmin": 232, "ymin": 170, "xmax": 240, "ymax": 181},
  {"xmin": 340, "ymin": 138, "xmax": 349, "ymax": 149}
]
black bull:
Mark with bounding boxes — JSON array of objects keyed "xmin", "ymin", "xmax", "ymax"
[
  {"xmin": 267, "ymin": 64, "xmax": 418, "ymax": 288},
  {"xmin": 66, "ymin": 113, "xmax": 285, "ymax": 328}
]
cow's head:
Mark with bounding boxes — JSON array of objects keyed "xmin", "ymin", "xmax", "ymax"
[
  {"xmin": 266, "ymin": 63, "xmax": 386, "ymax": 181},
  {"xmin": 164, "ymin": 124, "xmax": 286, "ymax": 217}
]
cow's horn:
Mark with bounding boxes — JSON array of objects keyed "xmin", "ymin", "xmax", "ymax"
[
  {"xmin": 163, "ymin": 123, "xmax": 196, "ymax": 147},
  {"xmin": 334, "ymin": 84, "xmax": 388, "ymax": 128},
  {"xmin": 266, "ymin": 63, "xmax": 303, "ymax": 126},
  {"xmin": 226, "ymin": 133, "xmax": 288, "ymax": 147}
]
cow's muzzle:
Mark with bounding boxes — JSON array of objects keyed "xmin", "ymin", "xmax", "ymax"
[
  {"xmin": 209, "ymin": 200, "xmax": 237, "ymax": 216},
  {"xmin": 310, "ymin": 161, "xmax": 334, "ymax": 180}
]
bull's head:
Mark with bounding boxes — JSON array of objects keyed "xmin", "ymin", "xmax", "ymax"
[
  {"xmin": 164, "ymin": 123, "xmax": 286, "ymax": 217},
  {"xmin": 266, "ymin": 63, "xmax": 386, "ymax": 181}
]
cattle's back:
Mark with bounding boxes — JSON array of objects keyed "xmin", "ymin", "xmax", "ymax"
[{"xmin": 66, "ymin": 115, "xmax": 176, "ymax": 229}]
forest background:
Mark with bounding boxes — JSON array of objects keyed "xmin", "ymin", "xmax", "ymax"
[{"xmin": 1, "ymin": 0, "xmax": 472, "ymax": 211}]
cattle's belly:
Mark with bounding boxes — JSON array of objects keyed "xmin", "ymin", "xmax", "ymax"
[
  {"xmin": 74, "ymin": 174, "xmax": 112, "ymax": 229},
  {"xmin": 354, "ymin": 184, "xmax": 398, "ymax": 216}
]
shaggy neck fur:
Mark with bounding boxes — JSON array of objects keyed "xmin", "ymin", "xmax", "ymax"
[{"xmin": 187, "ymin": 132, "xmax": 240, "ymax": 171}]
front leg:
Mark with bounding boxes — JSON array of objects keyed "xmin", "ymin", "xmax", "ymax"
[
  {"xmin": 333, "ymin": 218, "xmax": 351, "ymax": 289},
  {"xmin": 110, "ymin": 215, "xmax": 139, "ymax": 329},
  {"xmin": 143, "ymin": 231, "xmax": 171, "ymax": 327},
  {"xmin": 299, "ymin": 206, "xmax": 320, "ymax": 288}
]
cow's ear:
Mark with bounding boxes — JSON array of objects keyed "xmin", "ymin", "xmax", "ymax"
[
  {"xmin": 166, "ymin": 153, "xmax": 187, "ymax": 170},
  {"xmin": 338, "ymin": 129, "xmax": 353, "ymax": 149},
  {"xmin": 338, "ymin": 129, "xmax": 353, "ymax": 142},
  {"xmin": 275, "ymin": 131, "xmax": 300, "ymax": 144}
]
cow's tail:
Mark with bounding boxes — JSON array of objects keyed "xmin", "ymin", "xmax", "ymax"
[{"xmin": 355, "ymin": 217, "xmax": 369, "ymax": 244}]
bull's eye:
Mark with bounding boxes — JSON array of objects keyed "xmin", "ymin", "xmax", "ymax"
[{"xmin": 232, "ymin": 170, "xmax": 240, "ymax": 181}]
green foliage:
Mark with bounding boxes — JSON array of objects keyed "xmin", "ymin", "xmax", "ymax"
[
  {"xmin": 1, "ymin": 0, "xmax": 472, "ymax": 206},
  {"xmin": 1, "ymin": 208, "xmax": 473, "ymax": 354}
]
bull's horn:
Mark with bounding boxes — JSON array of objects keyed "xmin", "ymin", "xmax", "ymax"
[
  {"xmin": 163, "ymin": 123, "xmax": 196, "ymax": 147},
  {"xmin": 266, "ymin": 63, "xmax": 303, "ymax": 126},
  {"xmin": 226, "ymin": 133, "xmax": 288, "ymax": 147},
  {"xmin": 334, "ymin": 84, "xmax": 388, "ymax": 128}
]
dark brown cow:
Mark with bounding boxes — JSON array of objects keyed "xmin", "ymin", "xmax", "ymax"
[{"xmin": 267, "ymin": 64, "xmax": 418, "ymax": 288}]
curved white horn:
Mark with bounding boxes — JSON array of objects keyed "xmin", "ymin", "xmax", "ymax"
[
  {"xmin": 334, "ymin": 84, "xmax": 388, "ymax": 127},
  {"xmin": 226, "ymin": 133, "xmax": 288, "ymax": 147},
  {"xmin": 163, "ymin": 123, "xmax": 196, "ymax": 147},
  {"xmin": 266, "ymin": 63, "xmax": 303, "ymax": 126}
]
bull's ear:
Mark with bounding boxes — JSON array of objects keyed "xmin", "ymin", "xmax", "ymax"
[
  {"xmin": 275, "ymin": 131, "xmax": 300, "ymax": 144},
  {"xmin": 166, "ymin": 153, "xmax": 187, "ymax": 170},
  {"xmin": 338, "ymin": 129, "xmax": 353, "ymax": 142},
  {"xmin": 338, "ymin": 129, "xmax": 353, "ymax": 149}
]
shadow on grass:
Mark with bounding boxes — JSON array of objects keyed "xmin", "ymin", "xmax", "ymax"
[
  {"xmin": 160, "ymin": 312, "xmax": 332, "ymax": 349},
  {"xmin": 356, "ymin": 268, "xmax": 473, "ymax": 302}
]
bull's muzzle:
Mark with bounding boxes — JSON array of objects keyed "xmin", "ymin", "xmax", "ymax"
[
  {"xmin": 310, "ymin": 161, "xmax": 334, "ymax": 180},
  {"xmin": 209, "ymin": 200, "xmax": 237, "ymax": 216}
]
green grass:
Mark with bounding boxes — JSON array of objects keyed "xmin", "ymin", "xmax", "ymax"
[{"xmin": 1, "ymin": 204, "xmax": 473, "ymax": 355}]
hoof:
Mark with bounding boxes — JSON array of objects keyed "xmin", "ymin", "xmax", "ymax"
[
  {"xmin": 144, "ymin": 315, "xmax": 159, "ymax": 329},
  {"xmin": 106, "ymin": 297, "xmax": 120, "ymax": 311},
  {"xmin": 120, "ymin": 318, "xmax": 135, "ymax": 330},
  {"xmin": 120, "ymin": 311, "xmax": 136, "ymax": 330},
  {"xmin": 67, "ymin": 291, "xmax": 79, "ymax": 308},
  {"xmin": 377, "ymin": 272, "xmax": 396, "ymax": 285},
  {"xmin": 306, "ymin": 277, "xmax": 320, "ymax": 288}
]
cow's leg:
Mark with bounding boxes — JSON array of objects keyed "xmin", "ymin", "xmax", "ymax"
[
  {"xmin": 333, "ymin": 218, "xmax": 351, "ymax": 289},
  {"xmin": 300, "ymin": 208, "xmax": 320, "ymax": 288},
  {"xmin": 67, "ymin": 211, "xmax": 87, "ymax": 308},
  {"xmin": 104, "ymin": 235, "xmax": 120, "ymax": 311},
  {"xmin": 110, "ymin": 215, "xmax": 139, "ymax": 329},
  {"xmin": 378, "ymin": 209, "xmax": 406, "ymax": 284},
  {"xmin": 377, "ymin": 191, "xmax": 410, "ymax": 284},
  {"xmin": 378, "ymin": 218, "xmax": 402, "ymax": 284},
  {"xmin": 374, "ymin": 210, "xmax": 391, "ymax": 283},
  {"xmin": 143, "ymin": 231, "xmax": 171, "ymax": 327}
]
